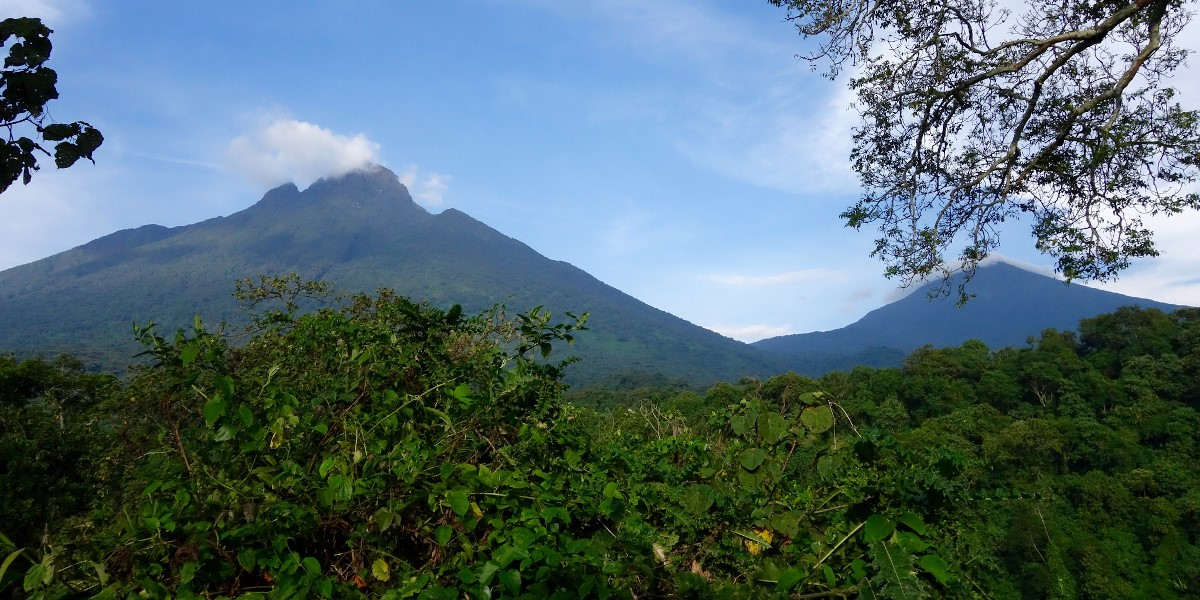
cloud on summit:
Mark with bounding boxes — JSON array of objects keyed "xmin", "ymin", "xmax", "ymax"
[
  {"xmin": 399, "ymin": 166, "xmax": 451, "ymax": 209},
  {"xmin": 227, "ymin": 118, "xmax": 380, "ymax": 189}
]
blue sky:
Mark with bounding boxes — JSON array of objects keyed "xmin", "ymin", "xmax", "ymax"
[{"xmin": 3, "ymin": 0, "xmax": 1199, "ymax": 340}]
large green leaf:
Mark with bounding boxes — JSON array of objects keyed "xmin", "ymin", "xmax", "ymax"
[
  {"xmin": 800, "ymin": 405, "xmax": 835, "ymax": 433},
  {"xmin": 740, "ymin": 448, "xmax": 767, "ymax": 471},
  {"xmin": 769, "ymin": 511, "xmax": 802, "ymax": 538},
  {"xmin": 0, "ymin": 549, "xmax": 23, "ymax": 589},
  {"xmin": 758, "ymin": 412, "xmax": 790, "ymax": 445},
  {"xmin": 730, "ymin": 414, "xmax": 752, "ymax": 436},
  {"xmin": 918, "ymin": 554, "xmax": 952, "ymax": 584},
  {"xmin": 863, "ymin": 514, "xmax": 894, "ymax": 543},
  {"xmin": 776, "ymin": 568, "xmax": 804, "ymax": 591},
  {"xmin": 897, "ymin": 512, "xmax": 928, "ymax": 536},
  {"xmin": 446, "ymin": 490, "xmax": 470, "ymax": 517},
  {"xmin": 202, "ymin": 397, "xmax": 226, "ymax": 426},
  {"xmin": 682, "ymin": 484, "xmax": 715, "ymax": 515},
  {"xmin": 797, "ymin": 390, "xmax": 827, "ymax": 405}
]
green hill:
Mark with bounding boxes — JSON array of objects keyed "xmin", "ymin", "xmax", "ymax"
[
  {"xmin": 754, "ymin": 261, "xmax": 1182, "ymax": 362},
  {"xmin": 0, "ymin": 166, "xmax": 783, "ymax": 383}
]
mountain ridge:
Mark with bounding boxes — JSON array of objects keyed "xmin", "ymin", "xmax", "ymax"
[
  {"xmin": 0, "ymin": 166, "xmax": 1186, "ymax": 383},
  {"xmin": 0, "ymin": 165, "xmax": 783, "ymax": 383},
  {"xmin": 753, "ymin": 261, "xmax": 1183, "ymax": 361}
]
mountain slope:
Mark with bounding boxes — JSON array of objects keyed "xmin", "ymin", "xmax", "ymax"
[
  {"xmin": 0, "ymin": 166, "xmax": 782, "ymax": 383},
  {"xmin": 753, "ymin": 262, "xmax": 1181, "ymax": 361}
]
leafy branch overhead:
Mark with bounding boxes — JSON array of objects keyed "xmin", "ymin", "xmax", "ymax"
[
  {"xmin": 772, "ymin": 0, "xmax": 1200, "ymax": 294},
  {"xmin": 1, "ymin": 17, "xmax": 102, "ymax": 194}
]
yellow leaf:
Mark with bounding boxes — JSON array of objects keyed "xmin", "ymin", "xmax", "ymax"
[{"xmin": 371, "ymin": 558, "xmax": 390, "ymax": 582}]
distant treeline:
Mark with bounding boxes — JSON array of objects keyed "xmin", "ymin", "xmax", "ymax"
[{"xmin": 1, "ymin": 293, "xmax": 1197, "ymax": 598}]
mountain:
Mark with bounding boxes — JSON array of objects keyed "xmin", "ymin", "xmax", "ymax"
[
  {"xmin": 0, "ymin": 166, "xmax": 782, "ymax": 383},
  {"xmin": 753, "ymin": 261, "xmax": 1182, "ymax": 363}
]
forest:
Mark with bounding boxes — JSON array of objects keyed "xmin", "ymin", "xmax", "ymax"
[{"xmin": 1, "ymin": 281, "xmax": 1197, "ymax": 599}]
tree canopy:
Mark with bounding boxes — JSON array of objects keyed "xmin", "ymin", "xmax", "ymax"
[
  {"xmin": 1, "ymin": 17, "xmax": 102, "ymax": 195},
  {"xmin": 771, "ymin": 0, "xmax": 1200, "ymax": 294},
  {"xmin": 2, "ymin": 286, "xmax": 1198, "ymax": 597}
]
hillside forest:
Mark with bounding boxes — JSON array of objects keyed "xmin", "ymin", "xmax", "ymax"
[{"xmin": 2, "ymin": 279, "xmax": 1198, "ymax": 599}]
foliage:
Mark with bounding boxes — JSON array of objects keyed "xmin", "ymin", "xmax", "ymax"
[
  {"xmin": 1, "ymin": 17, "xmax": 102, "ymax": 195},
  {"xmin": 0, "ymin": 355, "xmax": 118, "ymax": 551},
  {"xmin": 770, "ymin": 0, "xmax": 1200, "ymax": 296},
  {"xmin": 2, "ymin": 287, "xmax": 1198, "ymax": 597}
]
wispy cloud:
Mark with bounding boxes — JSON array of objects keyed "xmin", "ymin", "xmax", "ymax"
[
  {"xmin": 125, "ymin": 151, "xmax": 222, "ymax": 171},
  {"xmin": 0, "ymin": 0, "xmax": 90, "ymax": 25},
  {"xmin": 398, "ymin": 166, "xmax": 451, "ymax": 208},
  {"xmin": 1088, "ymin": 211, "xmax": 1200, "ymax": 307},
  {"xmin": 519, "ymin": 0, "xmax": 857, "ymax": 196},
  {"xmin": 706, "ymin": 268, "xmax": 845, "ymax": 286},
  {"xmin": 517, "ymin": 0, "xmax": 787, "ymax": 63},
  {"xmin": 706, "ymin": 323, "xmax": 795, "ymax": 342},
  {"xmin": 679, "ymin": 78, "xmax": 858, "ymax": 195},
  {"xmin": 979, "ymin": 254, "xmax": 1059, "ymax": 278},
  {"xmin": 227, "ymin": 117, "xmax": 380, "ymax": 189}
]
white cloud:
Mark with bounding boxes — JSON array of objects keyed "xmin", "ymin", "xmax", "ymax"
[
  {"xmin": 680, "ymin": 78, "xmax": 858, "ymax": 195},
  {"xmin": 979, "ymin": 254, "xmax": 1059, "ymax": 278},
  {"xmin": 706, "ymin": 268, "xmax": 845, "ymax": 286},
  {"xmin": 398, "ymin": 165, "xmax": 451, "ymax": 208},
  {"xmin": 0, "ymin": 0, "xmax": 89, "ymax": 24},
  {"xmin": 1088, "ymin": 212, "xmax": 1200, "ymax": 307},
  {"xmin": 706, "ymin": 323, "xmax": 795, "ymax": 343},
  {"xmin": 227, "ymin": 118, "xmax": 380, "ymax": 189}
]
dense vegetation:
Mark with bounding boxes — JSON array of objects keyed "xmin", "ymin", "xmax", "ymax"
[{"xmin": 1, "ymin": 284, "xmax": 1198, "ymax": 598}]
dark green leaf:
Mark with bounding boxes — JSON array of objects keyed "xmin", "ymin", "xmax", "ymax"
[
  {"xmin": 864, "ymin": 514, "xmax": 894, "ymax": 543},
  {"xmin": 897, "ymin": 512, "xmax": 928, "ymax": 536},
  {"xmin": 39, "ymin": 123, "xmax": 77, "ymax": 141},
  {"xmin": 499, "ymin": 569, "xmax": 521, "ymax": 594},
  {"xmin": 776, "ymin": 568, "xmax": 804, "ymax": 592},
  {"xmin": 447, "ymin": 489, "xmax": 470, "ymax": 516},
  {"xmin": 758, "ymin": 411, "xmax": 790, "ymax": 445},
  {"xmin": 918, "ymin": 554, "xmax": 952, "ymax": 584},
  {"xmin": 202, "ymin": 397, "xmax": 226, "ymax": 426},
  {"xmin": 740, "ymin": 448, "xmax": 767, "ymax": 471},
  {"xmin": 800, "ymin": 405, "xmax": 835, "ymax": 433}
]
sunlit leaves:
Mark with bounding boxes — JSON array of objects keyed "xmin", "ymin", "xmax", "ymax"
[{"xmin": 371, "ymin": 558, "xmax": 389, "ymax": 582}]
